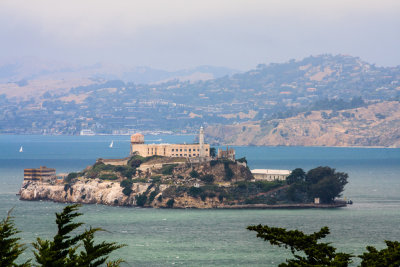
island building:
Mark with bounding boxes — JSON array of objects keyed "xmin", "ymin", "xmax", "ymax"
[
  {"xmin": 130, "ymin": 127, "xmax": 210, "ymax": 159},
  {"xmin": 24, "ymin": 166, "xmax": 56, "ymax": 182},
  {"xmin": 217, "ymin": 147, "xmax": 235, "ymax": 161},
  {"xmin": 251, "ymin": 169, "xmax": 291, "ymax": 181}
]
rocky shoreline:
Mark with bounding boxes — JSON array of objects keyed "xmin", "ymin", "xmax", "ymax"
[
  {"xmin": 19, "ymin": 156, "xmax": 349, "ymax": 209},
  {"xmin": 19, "ymin": 179, "xmax": 347, "ymax": 209}
]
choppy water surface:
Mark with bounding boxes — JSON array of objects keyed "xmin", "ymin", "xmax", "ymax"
[{"xmin": 0, "ymin": 135, "xmax": 399, "ymax": 266}]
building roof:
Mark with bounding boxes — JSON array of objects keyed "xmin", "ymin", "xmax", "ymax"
[{"xmin": 251, "ymin": 169, "xmax": 291, "ymax": 175}]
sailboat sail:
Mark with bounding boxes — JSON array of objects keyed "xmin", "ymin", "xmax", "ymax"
[
  {"xmin": 109, "ymin": 141, "xmax": 113, "ymax": 148},
  {"xmin": 19, "ymin": 146, "xmax": 23, "ymax": 152}
]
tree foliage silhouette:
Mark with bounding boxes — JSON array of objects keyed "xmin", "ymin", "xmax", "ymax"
[
  {"xmin": 0, "ymin": 209, "xmax": 31, "ymax": 267},
  {"xmin": 248, "ymin": 224, "xmax": 400, "ymax": 267},
  {"xmin": 33, "ymin": 204, "xmax": 125, "ymax": 266}
]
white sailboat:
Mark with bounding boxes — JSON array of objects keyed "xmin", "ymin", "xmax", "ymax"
[
  {"xmin": 19, "ymin": 146, "xmax": 23, "ymax": 152},
  {"xmin": 109, "ymin": 141, "xmax": 114, "ymax": 148}
]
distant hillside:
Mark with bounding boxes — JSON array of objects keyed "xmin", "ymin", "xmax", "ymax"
[
  {"xmin": 0, "ymin": 54, "xmax": 399, "ymax": 134},
  {"xmin": 0, "ymin": 58, "xmax": 238, "ymax": 85},
  {"xmin": 205, "ymin": 101, "xmax": 400, "ymax": 148}
]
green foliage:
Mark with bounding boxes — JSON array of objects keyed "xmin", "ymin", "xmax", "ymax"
[
  {"xmin": 236, "ymin": 157, "xmax": 247, "ymax": 164},
  {"xmin": 148, "ymin": 191, "xmax": 158, "ymax": 203},
  {"xmin": 157, "ymin": 195, "xmax": 163, "ymax": 202},
  {"xmin": 287, "ymin": 166, "xmax": 348, "ymax": 203},
  {"xmin": 0, "ymin": 209, "xmax": 30, "ymax": 267},
  {"xmin": 248, "ymin": 224, "xmax": 400, "ymax": 267},
  {"xmin": 32, "ymin": 204, "xmax": 125, "ymax": 266},
  {"xmin": 247, "ymin": 224, "xmax": 353, "ymax": 266},
  {"xmin": 135, "ymin": 194, "xmax": 147, "ymax": 207},
  {"xmin": 161, "ymin": 164, "xmax": 177, "ymax": 175},
  {"xmin": 115, "ymin": 166, "xmax": 136, "ymax": 179},
  {"xmin": 99, "ymin": 173, "xmax": 118, "ymax": 180},
  {"xmin": 307, "ymin": 166, "xmax": 348, "ymax": 203},
  {"xmin": 65, "ymin": 172, "xmax": 78, "ymax": 183},
  {"xmin": 210, "ymin": 160, "xmax": 218, "ymax": 167},
  {"xmin": 75, "ymin": 227, "xmax": 125, "ymax": 267},
  {"xmin": 210, "ymin": 147, "xmax": 216, "ymax": 158},
  {"xmin": 224, "ymin": 162, "xmax": 234, "ymax": 181},
  {"xmin": 200, "ymin": 174, "xmax": 215, "ymax": 184},
  {"xmin": 132, "ymin": 178, "xmax": 148, "ymax": 183},
  {"xmin": 189, "ymin": 170, "xmax": 199, "ymax": 178},
  {"xmin": 64, "ymin": 183, "xmax": 71, "ymax": 192},
  {"xmin": 166, "ymin": 198, "xmax": 175, "ymax": 208},
  {"xmin": 122, "ymin": 187, "xmax": 133, "ymax": 196},
  {"xmin": 120, "ymin": 179, "xmax": 133, "ymax": 189},
  {"xmin": 234, "ymin": 181, "xmax": 283, "ymax": 194},
  {"xmin": 188, "ymin": 186, "xmax": 203, "ymax": 197},
  {"xmin": 33, "ymin": 204, "xmax": 85, "ymax": 266},
  {"xmin": 151, "ymin": 175, "xmax": 162, "ymax": 183},
  {"xmin": 86, "ymin": 162, "xmax": 116, "ymax": 179},
  {"xmin": 254, "ymin": 180, "xmax": 284, "ymax": 192},
  {"xmin": 359, "ymin": 241, "xmax": 400, "ymax": 267},
  {"xmin": 286, "ymin": 168, "xmax": 306, "ymax": 185},
  {"xmin": 127, "ymin": 156, "xmax": 143, "ymax": 168}
]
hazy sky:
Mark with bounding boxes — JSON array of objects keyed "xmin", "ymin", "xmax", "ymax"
[{"xmin": 0, "ymin": 0, "xmax": 399, "ymax": 70}]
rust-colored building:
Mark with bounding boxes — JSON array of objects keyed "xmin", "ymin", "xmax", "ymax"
[{"xmin": 24, "ymin": 166, "xmax": 56, "ymax": 182}]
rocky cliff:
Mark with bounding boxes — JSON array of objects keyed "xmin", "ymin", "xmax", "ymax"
[
  {"xmin": 19, "ymin": 159, "xmax": 258, "ymax": 208},
  {"xmin": 205, "ymin": 101, "xmax": 400, "ymax": 147}
]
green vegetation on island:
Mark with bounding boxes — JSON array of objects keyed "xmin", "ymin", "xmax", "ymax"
[{"xmin": 57, "ymin": 154, "xmax": 348, "ymax": 208}]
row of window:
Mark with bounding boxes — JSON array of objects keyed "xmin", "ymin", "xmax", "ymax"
[
  {"xmin": 171, "ymin": 148, "xmax": 199, "ymax": 152},
  {"xmin": 171, "ymin": 148, "xmax": 209, "ymax": 152},
  {"xmin": 171, "ymin": 154, "xmax": 198, "ymax": 157}
]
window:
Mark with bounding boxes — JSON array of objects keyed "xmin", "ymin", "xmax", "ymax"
[
  {"xmin": 184, "ymin": 149, "xmax": 187, "ymax": 151},
  {"xmin": 206, "ymin": 149, "xmax": 208, "ymax": 151},
  {"xmin": 180, "ymin": 154, "xmax": 182, "ymax": 156},
  {"xmin": 172, "ymin": 149, "xmax": 174, "ymax": 152},
  {"xmin": 180, "ymin": 149, "xmax": 182, "ymax": 152},
  {"xmin": 189, "ymin": 149, "xmax": 191, "ymax": 152},
  {"xmin": 189, "ymin": 154, "xmax": 191, "ymax": 157}
]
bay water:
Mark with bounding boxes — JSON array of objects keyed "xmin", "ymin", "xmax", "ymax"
[{"xmin": 0, "ymin": 135, "xmax": 399, "ymax": 266}]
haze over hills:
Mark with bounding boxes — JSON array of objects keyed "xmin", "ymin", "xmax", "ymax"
[
  {"xmin": 0, "ymin": 58, "xmax": 239, "ymax": 85},
  {"xmin": 0, "ymin": 54, "xmax": 399, "ymax": 147}
]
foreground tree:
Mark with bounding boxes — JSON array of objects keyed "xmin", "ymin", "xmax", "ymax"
[
  {"xmin": 33, "ymin": 204, "xmax": 125, "ymax": 266},
  {"xmin": 0, "ymin": 209, "xmax": 31, "ymax": 267},
  {"xmin": 247, "ymin": 224, "xmax": 352, "ymax": 266},
  {"xmin": 359, "ymin": 241, "xmax": 400, "ymax": 267},
  {"xmin": 248, "ymin": 224, "xmax": 400, "ymax": 267}
]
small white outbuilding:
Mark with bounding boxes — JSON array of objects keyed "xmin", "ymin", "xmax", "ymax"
[{"xmin": 251, "ymin": 169, "xmax": 291, "ymax": 181}]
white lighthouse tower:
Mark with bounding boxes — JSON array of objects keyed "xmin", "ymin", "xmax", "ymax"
[{"xmin": 199, "ymin": 126, "xmax": 205, "ymax": 158}]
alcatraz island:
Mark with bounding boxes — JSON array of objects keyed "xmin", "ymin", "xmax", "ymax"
[{"xmin": 19, "ymin": 128, "xmax": 349, "ymax": 208}]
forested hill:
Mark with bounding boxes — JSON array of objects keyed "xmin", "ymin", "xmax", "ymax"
[{"xmin": 0, "ymin": 54, "xmax": 399, "ymax": 134}]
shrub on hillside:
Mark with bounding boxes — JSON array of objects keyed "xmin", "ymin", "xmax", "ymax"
[{"xmin": 200, "ymin": 174, "xmax": 215, "ymax": 184}]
